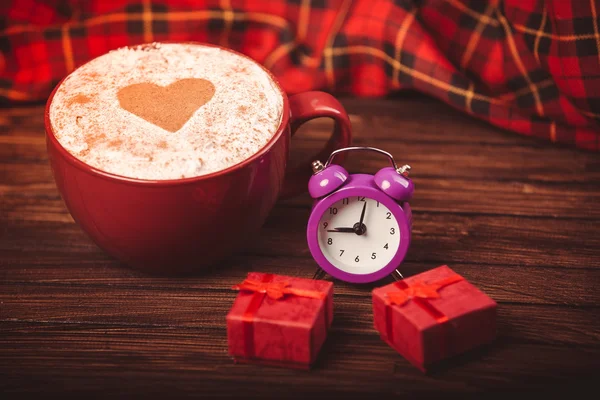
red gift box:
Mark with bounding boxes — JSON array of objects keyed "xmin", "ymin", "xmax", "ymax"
[
  {"xmin": 372, "ymin": 265, "xmax": 497, "ymax": 372},
  {"xmin": 226, "ymin": 272, "xmax": 333, "ymax": 369}
]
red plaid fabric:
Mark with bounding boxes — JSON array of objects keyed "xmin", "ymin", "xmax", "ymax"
[{"xmin": 1, "ymin": 0, "xmax": 599, "ymax": 151}]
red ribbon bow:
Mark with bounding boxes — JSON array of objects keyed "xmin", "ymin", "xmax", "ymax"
[
  {"xmin": 385, "ymin": 275, "xmax": 463, "ymax": 307},
  {"xmin": 232, "ymin": 274, "xmax": 328, "ymax": 360},
  {"xmin": 232, "ymin": 278, "xmax": 326, "ymax": 301},
  {"xmin": 384, "ymin": 272, "xmax": 464, "ymax": 364}
]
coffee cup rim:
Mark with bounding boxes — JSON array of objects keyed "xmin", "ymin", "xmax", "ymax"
[{"xmin": 44, "ymin": 41, "xmax": 291, "ymax": 187}]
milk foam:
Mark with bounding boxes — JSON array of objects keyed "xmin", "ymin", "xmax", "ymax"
[{"xmin": 49, "ymin": 43, "xmax": 284, "ymax": 180}]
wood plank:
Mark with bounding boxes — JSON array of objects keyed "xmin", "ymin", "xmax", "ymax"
[
  {"xmin": 2, "ymin": 206, "xmax": 598, "ymax": 270},
  {"xmin": 0, "ymin": 142, "xmax": 48, "ymax": 163},
  {"xmin": 282, "ymin": 178, "xmax": 600, "ymax": 219},
  {"xmin": 3, "ymin": 169, "xmax": 599, "ymax": 222},
  {"xmin": 1, "ymin": 282, "xmax": 598, "ymax": 348},
  {"xmin": 2, "ymin": 203, "xmax": 599, "ymax": 270},
  {"xmin": 258, "ymin": 207, "xmax": 600, "ymax": 269},
  {"xmin": 0, "ymin": 109, "xmax": 46, "ymax": 138},
  {"xmin": 0, "ymin": 323, "xmax": 596, "ymax": 396},
  {"xmin": 291, "ymin": 138, "xmax": 600, "ymax": 183},
  {"xmin": 1, "ymin": 256, "xmax": 599, "ymax": 307},
  {"xmin": 3, "ymin": 132, "xmax": 597, "ymax": 184},
  {"xmin": 341, "ymin": 96, "xmax": 558, "ymax": 146},
  {"xmin": 0, "ymin": 97, "xmax": 552, "ymax": 146}
]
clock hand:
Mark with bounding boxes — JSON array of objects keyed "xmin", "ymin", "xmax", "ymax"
[
  {"xmin": 350, "ymin": 201, "xmax": 368, "ymax": 235},
  {"xmin": 327, "ymin": 227, "xmax": 355, "ymax": 233},
  {"xmin": 358, "ymin": 201, "xmax": 367, "ymax": 226}
]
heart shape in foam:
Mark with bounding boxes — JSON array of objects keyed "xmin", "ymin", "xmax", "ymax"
[{"xmin": 117, "ymin": 78, "xmax": 216, "ymax": 132}]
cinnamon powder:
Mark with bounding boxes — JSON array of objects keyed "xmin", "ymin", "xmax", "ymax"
[
  {"xmin": 117, "ymin": 78, "xmax": 216, "ymax": 133},
  {"xmin": 67, "ymin": 94, "xmax": 91, "ymax": 107}
]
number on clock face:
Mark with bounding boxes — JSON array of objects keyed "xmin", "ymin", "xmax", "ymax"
[{"xmin": 317, "ymin": 196, "xmax": 401, "ymax": 275}]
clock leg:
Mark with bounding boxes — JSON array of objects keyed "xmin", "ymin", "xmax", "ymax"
[
  {"xmin": 312, "ymin": 267, "xmax": 327, "ymax": 280},
  {"xmin": 391, "ymin": 269, "xmax": 404, "ymax": 281}
]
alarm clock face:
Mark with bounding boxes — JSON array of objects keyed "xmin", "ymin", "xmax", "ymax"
[{"xmin": 317, "ymin": 196, "xmax": 401, "ymax": 275}]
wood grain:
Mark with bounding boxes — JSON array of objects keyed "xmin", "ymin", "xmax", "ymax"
[{"xmin": 1, "ymin": 97, "xmax": 599, "ymax": 397}]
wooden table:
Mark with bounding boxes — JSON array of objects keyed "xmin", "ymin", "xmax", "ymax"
[{"xmin": 1, "ymin": 96, "xmax": 598, "ymax": 397}]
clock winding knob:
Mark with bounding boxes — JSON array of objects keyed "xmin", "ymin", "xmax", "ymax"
[
  {"xmin": 397, "ymin": 164, "xmax": 411, "ymax": 177},
  {"xmin": 312, "ymin": 160, "xmax": 325, "ymax": 174}
]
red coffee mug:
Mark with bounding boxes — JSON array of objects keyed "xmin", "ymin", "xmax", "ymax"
[{"xmin": 45, "ymin": 43, "xmax": 352, "ymax": 274}]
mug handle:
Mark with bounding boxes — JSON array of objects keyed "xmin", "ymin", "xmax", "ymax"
[{"xmin": 282, "ymin": 91, "xmax": 352, "ymax": 198}]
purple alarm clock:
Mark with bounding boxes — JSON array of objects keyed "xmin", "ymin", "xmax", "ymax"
[{"xmin": 307, "ymin": 147, "xmax": 414, "ymax": 284}]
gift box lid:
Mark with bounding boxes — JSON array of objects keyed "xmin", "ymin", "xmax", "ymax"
[
  {"xmin": 373, "ymin": 265, "xmax": 496, "ymax": 332},
  {"xmin": 227, "ymin": 272, "xmax": 333, "ymax": 327}
]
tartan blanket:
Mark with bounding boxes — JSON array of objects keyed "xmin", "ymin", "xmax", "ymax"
[{"xmin": 1, "ymin": 0, "xmax": 599, "ymax": 151}]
